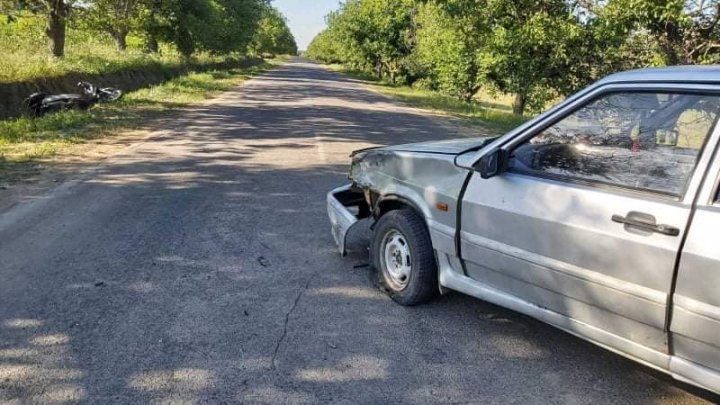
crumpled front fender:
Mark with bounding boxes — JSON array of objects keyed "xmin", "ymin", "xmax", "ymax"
[{"xmin": 327, "ymin": 184, "xmax": 369, "ymax": 256}]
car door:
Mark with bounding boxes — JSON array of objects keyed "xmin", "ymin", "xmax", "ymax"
[
  {"xmin": 669, "ymin": 145, "xmax": 720, "ymax": 392},
  {"xmin": 459, "ymin": 88, "xmax": 720, "ymax": 366}
]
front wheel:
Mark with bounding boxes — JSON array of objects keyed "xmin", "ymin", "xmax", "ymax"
[{"xmin": 370, "ymin": 209, "xmax": 438, "ymax": 306}]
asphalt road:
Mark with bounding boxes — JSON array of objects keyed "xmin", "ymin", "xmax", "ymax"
[{"xmin": 1, "ymin": 58, "xmax": 718, "ymax": 404}]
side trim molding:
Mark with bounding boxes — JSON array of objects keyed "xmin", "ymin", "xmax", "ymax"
[
  {"xmin": 670, "ymin": 357, "xmax": 720, "ymax": 394},
  {"xmin": 674, "ymin": 295, "xmax": 720, "ymax": 322}
]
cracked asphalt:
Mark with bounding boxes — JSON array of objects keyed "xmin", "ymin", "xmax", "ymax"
[{"xmin": 1, "ymin": 58, "xmax": 718, "ymax": 404}]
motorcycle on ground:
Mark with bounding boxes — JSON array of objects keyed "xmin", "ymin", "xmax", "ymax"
[{"xmin": 23, "ymin": 81, "xmax": 123, "ymax": 117}]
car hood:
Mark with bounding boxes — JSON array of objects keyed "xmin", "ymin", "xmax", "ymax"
[{"xmin": 379, "ymin": 137, "xmax": 496, "ymax": 155}]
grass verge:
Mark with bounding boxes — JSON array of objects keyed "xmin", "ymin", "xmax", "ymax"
[
  {"xmin": 0, "ymin": 13, "xmax": 222, "ymax": 83},
  {"xmin": 0, "ymin": 58, "xmax": 280, "ymax": 174},
  {"xmin": 326, "ymin": 64, "xmax": 528, "ymax": 134}
]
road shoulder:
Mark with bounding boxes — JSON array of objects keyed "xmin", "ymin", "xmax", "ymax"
[{"xmin": 0, "ymin": 62, "xmax": 284, "ymax": 215}]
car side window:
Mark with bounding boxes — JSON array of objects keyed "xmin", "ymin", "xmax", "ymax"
[{"xmin": 509, "ymin": 92, "xmax": 720, "ymax": 196}]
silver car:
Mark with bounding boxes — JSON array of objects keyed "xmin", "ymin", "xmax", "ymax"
[{"xmin": 327, "ymin": 66, "xmax": 720, "ymax": 395}]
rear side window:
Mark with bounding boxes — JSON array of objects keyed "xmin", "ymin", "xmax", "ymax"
[{"xmin": 510, "ymin": 92, "xmax": 720, "ymax": 196}]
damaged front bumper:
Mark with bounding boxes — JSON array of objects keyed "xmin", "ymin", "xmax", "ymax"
[{"xmin": 327, "ymin": 184, "xmax": 369, "ymax": 256}]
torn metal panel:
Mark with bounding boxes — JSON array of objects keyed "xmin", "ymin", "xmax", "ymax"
[
  {"xmin": 349, "ymin": 148, "xmax": 471, "ymax": 229},
  {"xmin": 327, "ymin": 184, "xmax": 369, "ymax": 256}
]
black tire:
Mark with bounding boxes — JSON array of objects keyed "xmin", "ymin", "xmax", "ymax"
[
  {"xmin": 370, "ymin": 208, "xmax": 438, "ymax": 306},
  {"xmin": 21, "ymin": 93, "xmax": 47, "ymax": 118},
  {"xmin": 99, "ymin": 88, "xmax": 123, "ymax": 102}
]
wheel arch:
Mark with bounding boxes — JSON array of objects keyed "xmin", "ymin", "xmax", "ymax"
[
  {"xmin": 372, "ymin": 190, "xmax": 449, "ymax": 298},
  {"xmin": 374, "ymin": 193, "xmax": 431, "ymax": 221}
]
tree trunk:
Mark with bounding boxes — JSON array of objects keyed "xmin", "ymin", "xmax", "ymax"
[
  {"xmin": 115, "ymin": 30, "xmax": 128, "ymax": 51},
  {"xmin": 512, "ymin": 92, "xmax": 527, "ymax": 116},
  {"xmin": 660, "ymin": 23, "xmax": 683, "ymax": 64},
  {"xmin": 145, "ymin": 35, "xmax": 159, "ymax": 53},
  {"xmin": 661, "ymin": 40, "xmax": 681, "ymax": 65},
  {"xmin": 143, "ymin": 0, "xmax": 161, "ymax": 53},
  {"xmin": 177, "ymin": 28, "xmax": 195, "ymax": 59},
  {"xmin": 462, "ymin": 84, "xmax": 482, "ymax": 103},
  {"xmin": 460, "ymin": 90, "xmax": 473, "ymax": 103},
  {"xmin": 46, "ymin": 0, "xmax": 67, "ymax": 58}
]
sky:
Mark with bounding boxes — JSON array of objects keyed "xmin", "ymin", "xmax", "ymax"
[{"xmin": 273, "ymin": 0, "xmax": 342, "ymax": 51}]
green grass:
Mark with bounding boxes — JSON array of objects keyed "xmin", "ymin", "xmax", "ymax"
[
  {"xmin": 326, "ymin": 64, "xmax": 528, "ymax": 134},
  {"xmin": 375, "ymin": 86, "xmax": 528, "ymax": 132},
  {"xmin": 0, "ymin": 60, "xmax": 279, "ymax": 164},
  {"xmin": 0, "ymin": 14, "xmax": 279, "ymax": 181},
  {"xmin": 0, "ymin": 13, "xmax": 243, "ymax": 83}
]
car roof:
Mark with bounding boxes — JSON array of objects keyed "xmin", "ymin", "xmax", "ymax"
[{"xmin": 599, "ymin": 65, "xmax": 720, "ymax": 85}]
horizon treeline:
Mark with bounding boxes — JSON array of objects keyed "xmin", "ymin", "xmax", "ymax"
[{"xmin": 307, "ymin": 0, "xmax": 720, "ymax": 115}]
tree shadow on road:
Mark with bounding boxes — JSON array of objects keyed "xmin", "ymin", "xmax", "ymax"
[{"xmin": 0, "ymin": 60, "xmax": 717, "ymax": 404}]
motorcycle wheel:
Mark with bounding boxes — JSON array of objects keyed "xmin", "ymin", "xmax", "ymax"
[
  {"xmin": 21, "ymin": 93, "xmax": 48, "ymax": 118},
  {"xmin": 99, "ymin": 88, "xmax": 123, "ymax": 102}
]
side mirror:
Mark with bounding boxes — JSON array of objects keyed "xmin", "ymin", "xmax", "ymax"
[{"xmin": 474, "ymin": 148, "xmax": 509, "ymax": 179}]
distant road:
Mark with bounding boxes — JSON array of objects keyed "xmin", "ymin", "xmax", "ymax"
[{"xmin": 0, "ymin": 58, "xmax": 715, "ymax": 404}]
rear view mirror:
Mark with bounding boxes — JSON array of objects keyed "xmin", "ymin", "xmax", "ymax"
[{"xmin": 474, "ymin": 149, "xmax": 508, "ymax": 179}]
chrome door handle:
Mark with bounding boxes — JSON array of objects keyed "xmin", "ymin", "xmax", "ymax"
[{"xmin": 612, "ymin": 214, "xmax": 680, "ymax": 236}]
